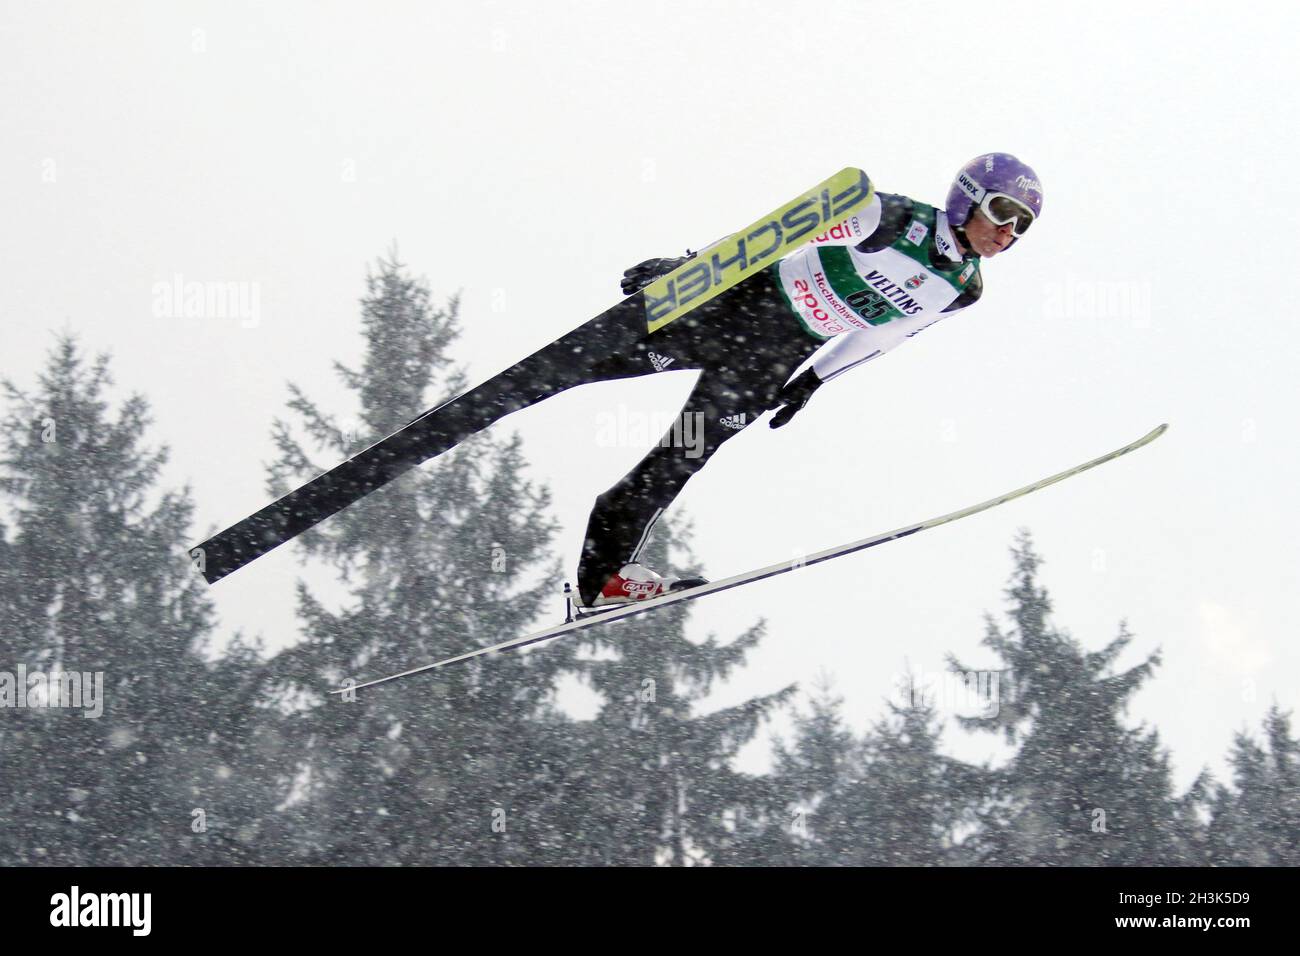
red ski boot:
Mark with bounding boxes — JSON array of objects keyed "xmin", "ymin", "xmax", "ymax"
[{"xmin": 588, "ymin": 562, "xmax": 708, "ymax": 608}]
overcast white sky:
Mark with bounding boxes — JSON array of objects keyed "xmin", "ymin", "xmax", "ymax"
[{"xmin": 3, "ymin": 0, "xmax": 1298, "ymax": 788}]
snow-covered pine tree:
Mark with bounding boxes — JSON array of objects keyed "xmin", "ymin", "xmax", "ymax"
[
  {"xmin": 761, "ymin": 679, "xmax": 983, "ymax": 866},
  {"xmin": 832, "ymin": 699, "xmax": 986, "ymax": 865},
  {"xmin": 258, "ymin": 253, "xmax": 572, "ymax": 865},
  {"xmin": 759, "ymin": 678, "xmax": 858, "ymax": 865},
  {"xmin": 0, "ymin": 337, "xmax": 261, "ymax": 865},
  {"xmin": 553, "ymin": 520, "xmax": 795, "ymax": 866},
  {"xmin": 951, "ymin": 530, "xmax": 1197, "ymax": 865},
  {"xmin": 1207, "ymin": 705, "xmax": 1300, "ymax": 865}
]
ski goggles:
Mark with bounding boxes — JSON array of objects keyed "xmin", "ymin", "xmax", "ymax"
[{"xmin": 979, "ymin": 193, "xmax": 1036, "ymax": 237}]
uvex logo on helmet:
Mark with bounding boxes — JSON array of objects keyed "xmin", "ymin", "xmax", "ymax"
[{"xmin": 956, "ymin": 171, "xmax": 986, "ymax": 202}]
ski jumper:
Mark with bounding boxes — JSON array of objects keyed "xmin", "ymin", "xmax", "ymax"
[{"xmin": 575, "ymin": 191, "xmax": 985, "ymax": 605}]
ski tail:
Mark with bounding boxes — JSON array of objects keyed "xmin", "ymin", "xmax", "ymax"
[{"xmin": 190, "ymin": 297, "xmax": 648, "ymax": 584}]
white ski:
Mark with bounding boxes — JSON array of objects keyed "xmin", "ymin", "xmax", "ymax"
[{"xmin": 334, "ymin": 423, "xmax": 1167, "ymax": 695}]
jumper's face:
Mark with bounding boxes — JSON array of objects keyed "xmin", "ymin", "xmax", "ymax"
[{"xmin": 963, "ymin": 208, "xmax": 1019, "ymax": 258}]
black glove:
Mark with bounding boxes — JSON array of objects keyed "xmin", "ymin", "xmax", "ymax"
[
  {"xmin": 769, "ymin": 367, "xmax": 822, "ymax": 429},
  {"xmin": 620, "ymin": 252, "xmax": 695, "ymax": 295}
]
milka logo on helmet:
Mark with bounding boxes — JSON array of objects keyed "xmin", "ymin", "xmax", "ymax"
[
  {"xmin": 955, "ymin": 171, "xmax": 986, "ymax": 203},
  {"xmin": 644, "ymin": 168, "xmax": 874, "ymax": 333},
  {"xmin": 1015, "ymin": 174, "xmax": 1042, "ymax": 194}
]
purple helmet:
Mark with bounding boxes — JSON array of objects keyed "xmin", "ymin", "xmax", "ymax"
[{"xmin": 945, "ymin": 152, "xmax": 1044, "ymax": 229}]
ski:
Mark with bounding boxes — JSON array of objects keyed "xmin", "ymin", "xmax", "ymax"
[
  {"xmin": 191, "ymin": 167, "xmax": 874, "ymax": 585},
  {"xmin": 334, "ymin": 422, "xmax": 1168, "ymax": 694}
]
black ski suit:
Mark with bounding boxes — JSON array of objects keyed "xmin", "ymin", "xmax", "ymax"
[{"xmin": 574, "ymin": 267, "xmax": 819, "ymax": 605}]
